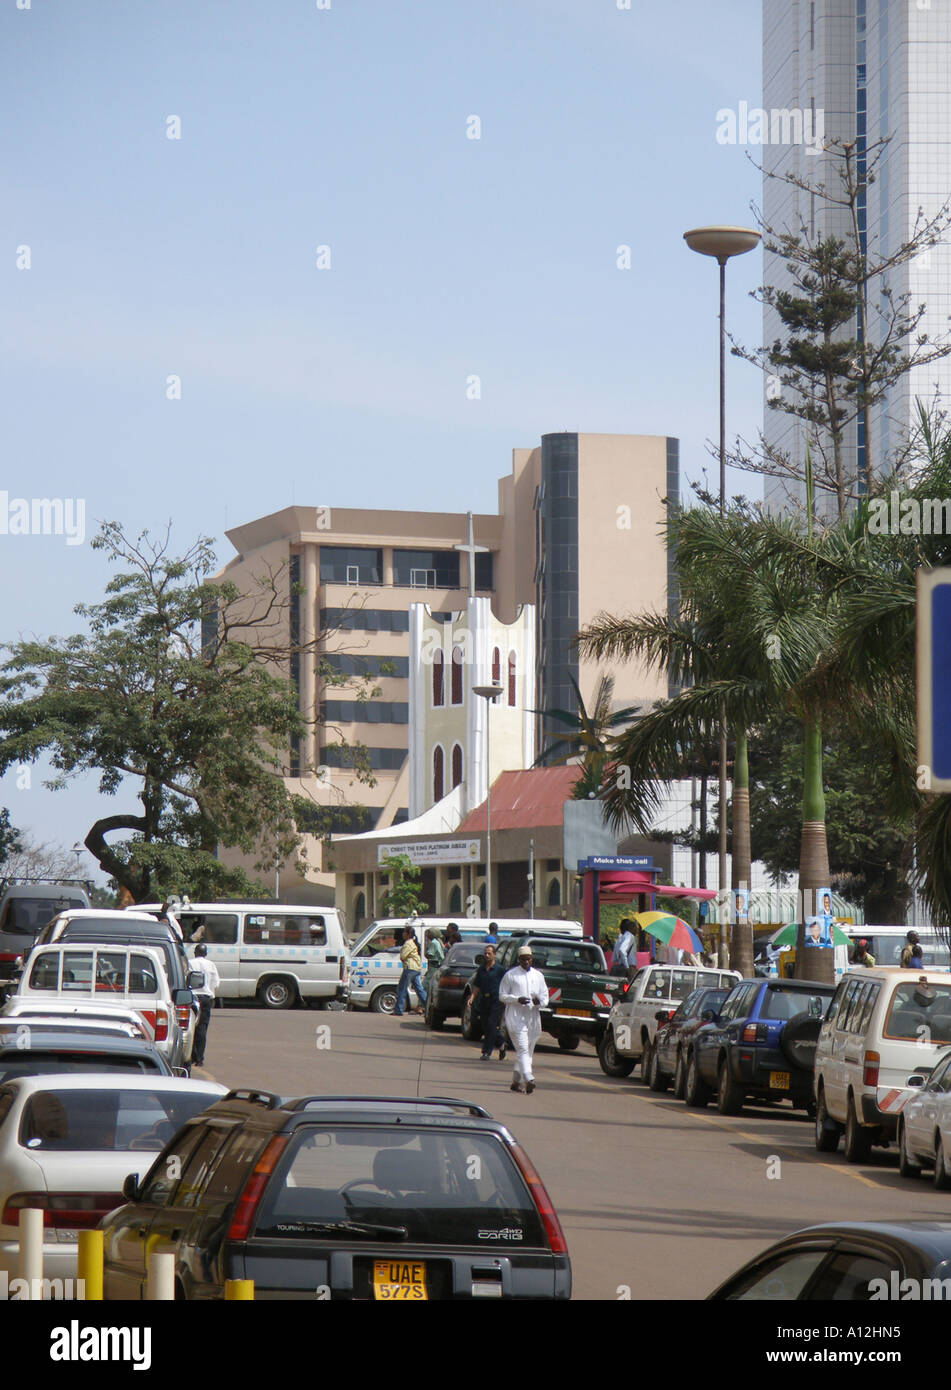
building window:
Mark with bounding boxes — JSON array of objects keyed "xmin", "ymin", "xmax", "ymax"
[
  {"xmin": 447, "ymin": 866, "xmax": 461, "ymax": 881},
  {"xmin": 433, "ymin": 745, "xmax": 445, "ymax": 802},
  {"xmin": 432, "ymin": 650, "xmax": 444, "ymax": 707},
  {"xmin": 474, "ymin": 552, "xmax": 494, "ymax": 591},
  {"xmin": 491, "ymin": 647, "xmax": 501, "ymax": 683},
  {"xmin": 319, "ymin": 547, "xmax": 383, "ymax": 585},
  {"xmin": 323, "ymin": 654, "xmax": 409, "ymax": 679},
  {"xmin": 451, "ymin": 647, "xmax": 463, "ymax": 705},
  {"xmin": 451, "ymin": 743, "xmax": 463, "ymax": 789},
  {"xmin": 393, "ymin": 549, "xmax": 461, "ymax": 589},
  {"xmin": 548, "ymin": 878, "xmax": 561, "ymax": 906},
  {"xmin": 508, "ymin": 651, "xmax": 517, "ymax": 706},
  {"xmin": 354, "ymin": 892, "xmax": 366, "ymax": 922},
  {"xmin": 448, "ymin": 885, "xmax": 462, "ymax": 913}
]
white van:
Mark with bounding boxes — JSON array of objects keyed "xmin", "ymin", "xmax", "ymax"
[
  {"xmin": 348, "ymin": 916, "xmax": 582, "ymax": 1014},
  {"xmin": 134, "ymin": 902, "xmax": 349, "ymax": 1010},
  {"xmin": 814, "ymin": 966, "xmax": 951, "ymax": 1161},
  {"xmin": 846, "ymin": 927, "xmax": 950, "ymax": 971}
]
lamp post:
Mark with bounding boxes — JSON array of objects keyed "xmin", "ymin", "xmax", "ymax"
[
  {"xmin": 472, "ymin": 683, "xmax": 503, "ymax": 917},
  {"xmin": 683, "ymin": 225, "xmax": 761, "ymax": 966}
]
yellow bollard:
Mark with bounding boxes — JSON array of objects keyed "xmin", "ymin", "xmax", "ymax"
[
  {"xmin": 77, "ymin": 1230, "xmax": 103, "ymax": 1300},
  {"xmin": 224, "ymin": 1279, "xmax": 254, "ymax": 1300}
]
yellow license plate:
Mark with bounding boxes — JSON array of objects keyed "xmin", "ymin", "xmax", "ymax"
[
  {"xmin": 372, "ymin": 1260, "xmax": 428, "ymax": 1301},
  {"xmin": 769, "ymin": 1071, "xmax": 790, "ymax": 1089},
  {"xmin": 555, "ymin": 1008, "xmax": 589, "ymax": 1017}
]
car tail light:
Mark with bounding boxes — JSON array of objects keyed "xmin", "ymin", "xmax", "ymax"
[
  {"xmin": 507, "ymin": 1142, "xmax": 567, "ymax": 1256},
  {"xmin": 176, "ymin": 1004, "xmax": 192, "ymax": 1031},
  {"xmin": 153, "ymin": 1006, "xmax": 168, "ymax": 1042},
  {"xmin": 742, "ymin": 1024, "xmax": 757, "ymax": 1043},
  {"xmin": 441, "ymin": 975, "xmax": 465, "ymax": 988},
  {"xmin": 227, "ymin": 1135, "xmax": 290, "ymax": 1241},
  {"xmin": 863, "ymin": 1051, "xmax": 880, "ymax": 1087},
  {"xmin": 2, "ymin": 1192, "xmax": 122, "ymax": 1229},
  {"xmin": 619, "ymin": 980, "xmax": 632, "ymax": 997}
]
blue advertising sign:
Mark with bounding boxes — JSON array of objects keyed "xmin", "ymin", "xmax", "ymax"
[
  {"xmin": 578, "ymin": 856, "xmax": 655, "ymax": 872},
  {"xmin": 917, "ymin": 568, "xmax": 951, "ymax": 790}
]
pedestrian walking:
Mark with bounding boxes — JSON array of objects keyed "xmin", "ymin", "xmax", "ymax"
[
  {"xmin": 189, "ymin": 943, "xmax": 219, "ymax": 1068},
  {"xmin": 423, "ymin": 928, "xmax": 445, "ymax": 994},
  {"xmin": 499, "ymin": 945, "xmax": 549, "ymax": 1094},
  {"xmin": 471, "ymin": 944, "xmax": 506, "ymax": 1061},
  {"xmin": 395, "ymin": 925, "xmax": 427, "ymax": 1015},
  {"xmin": 900, "ymin": 931, "xmax": 921, "ymax": 968}
]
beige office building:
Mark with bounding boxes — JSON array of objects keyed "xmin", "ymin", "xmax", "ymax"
[{"xmin": 215, "ymin": 432, "xmax": 677, "ymax": 903}]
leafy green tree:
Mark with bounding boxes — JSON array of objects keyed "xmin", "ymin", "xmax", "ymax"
[
  {"xmin": 379, "ymin": 854, "xmax": 428, "ymax": 917},
  {"xmin": 0, "ymin": 808, "xmax": 21, "ymax": 868},
  {"xmin": 0, "ymin": 523, "xmax": 373, "ymax": 903},
  {"xmin": 532, "ymin": 673, "xmax": 639, "ymax": 799}
]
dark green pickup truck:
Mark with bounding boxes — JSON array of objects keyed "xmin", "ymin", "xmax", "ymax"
[{"xmin": 461, "ymin": 933, "xmax": 620, "ymax": 1051}]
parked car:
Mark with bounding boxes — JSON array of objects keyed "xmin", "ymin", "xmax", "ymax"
[
  {"xmin": 897, "ymin": 1047, "xmax": 951, "ymax": 1188},
  {"xmin": 6, "ymin": 942, "xmax": 195, "ymax": 1070},
  {"xmin": 598, "ymin": 964, "xmax": 740, "ymax": 1079},
  {"xmin": 102, "ymin": 1091, "xmax": 571, "ymax": 1300},
  {"xmin": 708, "ymin": 1221, "xmax": 951, "ymax": 1300},
  {"xmin": 425, "ymin": 943, "xmax": 484, "ymax": 1029},
  {"xmin": 648, "ymin": 986, "xmax": 732, "ymax": 1096},
  {"xmin": 0, "ymin": 1026, "xmax": 173, "ymax": 1081},
  {"xmin": 685, "ymin": 977, "xmax": 835, "ymax": 1115},
  {"xmin": 0, "ymin": 998, "xmax": 155, "ymax": 1040},
  {"xmin": 136, "ymin": 900, "xmax": 350, "ymax": 1011},
  {"xmin": 472, "ymin": 934, "xmax": 618, "ymax": 1051},
  {"xmin": 814, "ymin": 967, "xmax": 951, "ymax": 1161},
  {"xmin": 0, "ymin": 883, "xmax": 90, "ymax": 984},
  {"xmin": 349, "ymin": 918, "xmax": 580, "ymax": 1015},
  {"xmin": 0, "ymin": 1073, "xmax": 226, "ymax": 1282}
]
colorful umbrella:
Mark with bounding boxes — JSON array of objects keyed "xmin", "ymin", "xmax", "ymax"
[
  {"xmin": 771, "ymin": 922, "xmax": 852, "ymax": 948},
  {"xmin": 632, "ymin": 911, "xmax": 703, "ymax": 954}
]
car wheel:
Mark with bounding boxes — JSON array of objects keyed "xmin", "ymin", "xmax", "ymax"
[
  {"xmin": 597, "ymin": 1027, "xmax": 636, "ymax": 1078},
  {"xmin": 684, "ymin": 1051, "xmax": 710, "ymax": 1108},
  {"xmin": 425, "ymin": 994, "xmax": 445, "ymax": 1030},
  {"xmin": 898, "ymin": 1121, "xmax": 921, "ymax": 1179},
  {"xmin": 259, "ymin": 977, "xmax": 296, "ymax": 1010},
  {"xmin": 557, "ymin": 1034, "xmax": 580, "ymax": 1051},
  {"xmin": 460, "ymin": 995, "xmax": 483, "ymax": 1041},
  {"xmin": 843, "ymin": 1095, "xmax": 872, "ymax": 1163},
  {"xmin": 638, "ymin": 1041, "xmax": 653, "ymax": 1084},
  {"xmin": 814, "ymin": 1088, "xmax": 842, "ymax": 1153},
  {"xmin": 369, "ymin": 986, "xmax": 398, "ymax": 1015},
  {"xmin": 673, "ymin": 1049, "xmax": 686, "ymax": 1099},
  {"xmin": 935, "ymin": 1135, "xmax": 951, "ymax": 1192},
  {"xmin": 716, "ymin": 1058, "xmax": 744, "ymax": 1115},
  {"xmin": 648, "ymin": 1045, "xmax": 670, "ymax": 1092}
]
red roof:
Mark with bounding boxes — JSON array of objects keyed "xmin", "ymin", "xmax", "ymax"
[{"xmin": 458, "ymin": 766, "xmax": 581, "ymax": 833}]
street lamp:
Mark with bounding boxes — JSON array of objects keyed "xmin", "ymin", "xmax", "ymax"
[
  {"xmin": 683, "ymin": 224, "xmax": 761, "ymax": 964},
  {"xmin": 472, "ymin": 683, "xmax": 503, "ymax": 917}
]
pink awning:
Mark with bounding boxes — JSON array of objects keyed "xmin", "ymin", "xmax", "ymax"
[{"xmin": 595, "ymin": 874, "xmax": 717, "ymax": 903}]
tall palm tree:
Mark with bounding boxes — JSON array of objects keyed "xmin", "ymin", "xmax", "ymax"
[{"xmin": 531, "ymin": 672, "xmax": 640, "ymax": 799}]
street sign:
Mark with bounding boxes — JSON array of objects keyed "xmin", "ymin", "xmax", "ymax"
[
  {"xmin": 916, "ymin": 568, "xmax": 951, "ymax": 791},
  {"xmin": 578, "ymin": 855, "xmax": 655, "ymax": 872}
]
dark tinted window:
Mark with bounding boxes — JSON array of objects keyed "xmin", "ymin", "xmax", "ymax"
[
  {"xmin": 760, "ymin": 987, "xmax": 831, "ymax": 1021},
  {"xmin": 141, "ymin": 1124, "xmax": 209, "ymax": 1207},
  {"xmin": 392, "ymin": 550, "xmax": 461, "ymax": 589},
  {"xmin": 255, "ymin": 1126, "xmax": 545, "ymax": 1246},
  {"xmin": 808, "ymin": 1251, "xmax": 897, "ymax": 1301},
  {"xmin": 18, "ymin": 1088, "xmax": 218, "ymax": 1152},
  {"xmin": 319, "ymin": 547, "xmax": 382, "ymax": 585},
  {"xmin": 530, "ymin": 944, "xmax": 606, "ymax": 972},
  {"xmin": 3, "ymin": 898, "xmax": 86, "ymax": 934},
  {"xmin": 0, "ymin": 1055, "xmax": 161, "ymax": 1081},
  {"xmin": 179, "ymin": 913, "xmax": 238, "ymax": 946},
  {"xmin": 721, "ymin": 1248, "xmax": 828, "ymax": 1300}
]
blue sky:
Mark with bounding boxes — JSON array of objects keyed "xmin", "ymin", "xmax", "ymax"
[{"xmin": 0, "ymin": 0, "xmax": 765, "ymax": 871}]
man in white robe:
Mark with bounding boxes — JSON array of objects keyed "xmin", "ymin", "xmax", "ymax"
[{"xmin": 499, "ymin": 945, "xmax": 549, "ymax": 1094}]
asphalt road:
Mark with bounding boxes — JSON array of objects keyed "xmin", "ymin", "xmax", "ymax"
[{"xmin": 196, "ymin": 1004, "xmax": 951, "ymax": 1301}]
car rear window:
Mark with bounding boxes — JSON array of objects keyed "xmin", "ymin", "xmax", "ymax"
[
  {"xmin": 17, "ymin": 1088, "xmax": 217, "ymax": 1152},
  {"xmin": 2, "ymin": 898, "xmax": 86, "ymax": 935},
  {"xmin": 0, "ymin": 1053, "xmax": 161, "ymax": 1081},
  {"xmin": 530, "ymin": 944, "xmax": 606, "ymax": 972},
  {"xmin": 884, "ymin": 982, "xmax": 951, "ymax": 1043},
  {"xmin": 760, "ymin": 987, "xmax": 831, "ymax": 1022},
  {"xmin": 254, "ymin": 1126, "xmax": 546, "ymax": 1247}
]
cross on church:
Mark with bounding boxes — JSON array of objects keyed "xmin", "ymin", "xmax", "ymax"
[{"xmin": 453, "ymin": 510, "xmax": 489, "ymax": 599}]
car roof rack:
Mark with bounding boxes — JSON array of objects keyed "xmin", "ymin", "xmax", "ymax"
[
  {"xmin": 286, "ymin": 1095, "xmax": 492, "ymax": 1118},
  {"xmin": 220, "ymin": 1088, "xmax": 283, "ymax": 1109}
]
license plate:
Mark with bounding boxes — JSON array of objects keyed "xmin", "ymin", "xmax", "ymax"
[
  {"xmin": 55, "ymin": 1229, "xmax": 79, "ymax": 1243},
  {"xmin": 555, "ymin": 1008, "xmax": 589, "ymax": 1018},
  {"xmin": 372, "ymin": 1260, "xmax": 427, "ymax": 1301},
  {"xmin": 769, "ymin": 1071, "xmax": 790, "ymax": 1090}
]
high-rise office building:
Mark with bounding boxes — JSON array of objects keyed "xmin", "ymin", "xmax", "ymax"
[{"xmin": 762, "ymin": 1, "xmax": 951, "ymax": 517}]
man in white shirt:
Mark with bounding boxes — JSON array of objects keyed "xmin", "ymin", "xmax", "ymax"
[
  {"xmin": 499, "ymin": 946, "xmax": 550, "ymax": 1095},
  {"xmin": 189, "ymin": 943, "xmax": 220, "ymax": 1068}
]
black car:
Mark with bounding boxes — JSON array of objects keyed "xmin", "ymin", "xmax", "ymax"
[
  {"xmin": 102, "ymin": 1092, "xmax": 571, "ymax": 1300},
  {"xmin": 648, "ymin": 986, "xmax": 732, "ymax": 1096},
  {"xmin": 425, "ymin": 943, "xmax": 484, "ymax": 1030},
  {"xmin": 0, "ymin": 1024, "xmax": 173, "ymax": 1080},
  {"xmin": 709, "ymin": 1221, "xmax": 951, "ymax": 1300},
  {"xmin": 685, "ymin": 976, "xmax": 835, "ymax": 1115}
]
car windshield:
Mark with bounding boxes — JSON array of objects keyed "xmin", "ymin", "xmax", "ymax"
[
  {"xmin": 530, "ymin": 945, "xmax": 606, "ymax": 971},
  {"xmin": 760, "ymin": 987, "xmax": 832, "ymax": 1021},
  {"xmin": 16, "ymin": 1088, "xmax": 216, "ymax": 1152},
  {"xmin": 443, "ymin": 945, "xmax": 482, "ymax": 968},
  {"xmin": 884, "ymin": 982, "xmax": 951, "ymax": 1043},
  {"xmin": 4, "ymin": 898, "xmax": 86, "ymax": 935},
  {"xmin": 255, "ymin": 1126, "xmax": 546, "ymax": 1246}
]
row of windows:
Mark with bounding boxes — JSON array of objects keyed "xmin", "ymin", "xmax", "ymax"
[
  {"xmin": 432, "ymin": 648, "xmax": 517, "ymax": 707},
  {"xmin": 321, "ymin": 747, "xmax": 407, "ymax": 771},
  {"xmin": 318, "ymin": 547, "xmax": 493, "ymax": 590},
  {"xmin": 324, "ymin": 654, "xmax": 410, "ymax": 679},
  {"xmin": 321, "ymin": 607, "xmax": 410, "ymax": 633},
  {"xmin": 322, "ymin": 701, "xmax": 409, "ymax": 724}
]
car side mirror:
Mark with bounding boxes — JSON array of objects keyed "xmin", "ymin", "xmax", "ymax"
[
  {"xmin": 474, "ymin": 954, "xmax": 485, "ymax": 966},
  {"xmin": 174, "ymin": 988, "xmax": 195, "ymax": 1005},
  {"xmin": 907, "ymin": 1075, "xmax": 926, "ymax": 1088},
  {"xmin": 122, "ymin": 1173, "xmax": 140, "ymax": 1202},
  {"xmin": 187, "ymin": 971, "xmax": 204, "ymax": 989},
  {"xmin": 701, "ymin": 1009, "xmax": 717, "ymax": 1022}
]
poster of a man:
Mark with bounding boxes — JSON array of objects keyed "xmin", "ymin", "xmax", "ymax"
[
  {"xmin": 804, "ymin": 916, "xmax": 832, "ymax": 947},
  {"xmin": 733, "ymin": 889, "xmax": 749, "ymax": 922}
]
